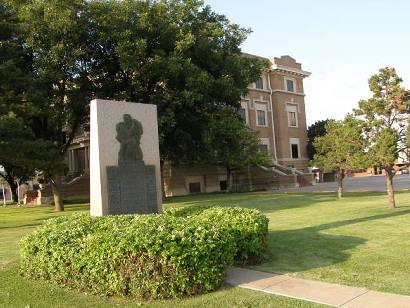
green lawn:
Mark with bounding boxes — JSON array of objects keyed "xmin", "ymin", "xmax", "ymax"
[
  {"xmin": 2, "ymin": 191, "xmax": 410, "ymax": 307},
  {"xmin": 166, "ymin": 191, "xmax": 410, "ymax": 295},
  {"xmin": 0, "ymin": 202, "xmax": 320, "ymax": 308}
]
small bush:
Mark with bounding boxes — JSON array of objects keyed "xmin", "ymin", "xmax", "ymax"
[
  {"xmin": 20, "ymin": 214, "xmax": 235, "ymax": 299},
  {"xmin": 167, "ymin": 206, "xmax": 269, "ymax": 264}
]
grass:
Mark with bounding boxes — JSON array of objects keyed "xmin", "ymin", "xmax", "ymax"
[
  {"xmin": 166, "ymin": 191, "xmax": 410, "ymax": 295},
  {"xmin": 0, "ymin": 203, "xmax": 320, "ymax": 308},
  {"xmin": 2, "ymin": 190, "xmax": 410, "ymax": 307}
]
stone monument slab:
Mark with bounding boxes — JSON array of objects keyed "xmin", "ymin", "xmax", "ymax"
[{"xmin": 90, "ymin": 99, "xmax": 162, "ymax": 216}]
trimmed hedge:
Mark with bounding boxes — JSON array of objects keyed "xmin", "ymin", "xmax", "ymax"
[
  {"xmin": 20, "ymin": 207, "xmax": 269, "ymax": 299},
  {"xmin": 167, "ymin": 206, "xmax": 269, "ymax": 264},
  {"xmin": 20, "ymin": 214, "xmax": 236, "ymax": 299}
]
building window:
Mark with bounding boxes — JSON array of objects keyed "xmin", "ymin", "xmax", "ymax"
[
  {"xmin": 286, "ymin": 104, "xmax": 298, "ymax": 127},
  {"xmin": 189, "ymin": 182, "xmax": 201, "ymax": 193},
  {"xmin": 289, "ymin": 111, "xmax": 297, "ymax": 127},
  {"xmin": 257, "ymin": 110, "xmax": 266, "ymax": 126},
  {"xmin": 255, "ymin": 78, "xmax": 264, "ymax": 89},
  {"xmin": 290, "ymin": 138, "xmax": 300, "ymax": 159},
  {"xmin": 285, "ymin": 78, "xmax": 295, "ymax": 92}
]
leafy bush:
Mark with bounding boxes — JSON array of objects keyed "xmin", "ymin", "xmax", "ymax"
[
  {"xmin": 20, "ymin": 214, "xmax": 235, "ymax": 299},
  {"xmin": 167, "ymin": 206, "xmax": 269, "ymax": 264}
]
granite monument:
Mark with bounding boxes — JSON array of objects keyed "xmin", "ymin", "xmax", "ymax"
[{"xmin": 90, "ymin": 99, "xmax": 162, "ymax": 216}]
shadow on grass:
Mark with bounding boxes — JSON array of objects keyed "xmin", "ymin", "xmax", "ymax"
[
  {"xmin": 308, "ymin": 208, "xmax": 410, "ymax": 232},
  {"xmin": 260, "ymin": 208, "xmax": 410, "ymax": 273},
  {"xmin": 261, "ymin": 229, "xmax": 366, "ymax": 274}
]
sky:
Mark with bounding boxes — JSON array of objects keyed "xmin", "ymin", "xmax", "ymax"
[{"xmin": 204, "ymin": 0, "xmax": 410, "ymax": 125}]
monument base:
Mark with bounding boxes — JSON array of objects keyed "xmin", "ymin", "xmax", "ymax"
[{"xmin": 106, "ymin": 161, "xmax": 158, "ymax": 215}]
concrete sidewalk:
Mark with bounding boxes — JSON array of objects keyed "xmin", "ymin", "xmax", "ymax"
[{"xmin": 225, "ymin": 267, "xmax": 410, "ymax": 307}]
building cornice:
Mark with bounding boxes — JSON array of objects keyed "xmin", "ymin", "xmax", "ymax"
[{"xmin": 270, "ymin": 64, "xmax": 311, "ymax": 77}]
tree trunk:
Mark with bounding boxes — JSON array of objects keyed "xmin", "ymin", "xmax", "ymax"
[
  {"xmin": 50, "ymin": 174, "xmax": 64, "ymax": 211},
  {"xmin": 10, "ymin": 182, "xmax": 18, "ymax": 203},
  {"xmin": 336, "ymin": 169, "xmax": 345, "ymax": 199},
  {"xmin": 385, "ymin": 167, "xmax": 396, "ymax": 209},
  {"xmin": 160, "ymin": 160, "xmax": 166, "ymax": 202}
]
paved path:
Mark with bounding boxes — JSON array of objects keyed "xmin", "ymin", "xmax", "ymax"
[
  {"xmin": 279, "ymin": 175, "xmax": 410, "ymax": 193},
  {"xmin": 226, "ymin": 267, "xmax": 410, "ymax": 307}
]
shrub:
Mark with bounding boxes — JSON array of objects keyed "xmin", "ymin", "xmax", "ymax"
[
  {"xmin": 20, "ymin": 214, "xmax": 235, "ymax": 299},
  {"xmin": 167, "ymin": 206, "xmax": 269, "ymax": 264}
]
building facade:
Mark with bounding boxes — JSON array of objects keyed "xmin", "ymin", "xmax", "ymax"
[
  {"xmin": 162, "ymin": 55, "xmax": 312, "ymax": 196},
  {"xmin": 240, "ymin": 54, "xmax": 310, "ymax": 171},
  {"xmin": 64, "ymin": 54, "xmax": 312, "ymax": 198}
]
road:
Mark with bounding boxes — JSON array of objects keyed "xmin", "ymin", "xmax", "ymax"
[{"xmin": 280, "ymin": 174, "xmax": 410, "ymax": 193}]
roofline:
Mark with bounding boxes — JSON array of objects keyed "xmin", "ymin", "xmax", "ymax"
[
  {"xmin": 270, "ymin": 64, "xmax": 311, "ymax": 77},
  {"xmin": 242, "ymin": 52, "xmax": 311, "ymax": 77}
]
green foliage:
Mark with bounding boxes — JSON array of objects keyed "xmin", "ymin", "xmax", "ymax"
[
  {"xmin": 307, "ymin": 119, "xmax": 333, "ymax": 161},
  {"xmin": 0, "ymin": 2, "xmax": 33, "ymax": 107},
  {"xmin": 313, "ymin": 116, "xmax": 368, "ymax": 173},
  {"xmin": 0, "ymin": 4, "xmax": 39, "ymax": 197},
  {"xmin": 0, "ymin": 112, "xmax": 60, "ymax": 171},
  {"xmin": 355, "ymin": 67, "xmax": 410, "ymax": 168},
  {"xmin": 3, "ymin": 0, "xmax": 266, "ymax": 210},
  {"xmin": 371, "ymin": 128, "xmax": 400, "ymax": 167},
  {"xmin": 166, "ymin": 206, "xmax": 269, "ymax": 264},
  {"xmin": 87, "ymin": 0, "xmax": 267, "ymax": 164},
  {"xmin": 204, "ymin": 109, "xmax": 272, "ymax": 189},
  {"xmin": 354, "ymin": 67, "xmax": 409, "ymax": 207},
  {"xmin": 206, "ymin": 109, "xmax": 271, "ymax": 168},
  {"xmin": 20, "ymin": 213, "xmax": 236, "ymax": 299},
  {"xmin": 20, "ymin": 206, "xmax": 269, "ymax": 299},
  {"xmin": 15, "ymin": 0, "xmax": 93, "ymax": 172}
]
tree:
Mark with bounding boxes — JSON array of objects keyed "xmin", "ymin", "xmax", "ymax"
[
  {"xmin": 206, "ymin": 109, "xmax": 271, "ymax": 190},
  {"xmin": 313, "ymin": 117, "xmax": 367, "ymax": 198},
  {"xmin": 355, "ymin": 67, "xmax": 410, "ymax": 208},
  {"xmin": 0, "ymin": 2, "xmax": 36, "ymax": 202},
  {"xmin": 4, "ymin": 0, "xmax": 265, "ymax": 210},
  {"xmin": 83, "ymin": 0, "xmax": 266, "ymax": 166},
  {"xmin": 11, "ymin": 0, "xmax": 98, "ymax": 211},
  {"xmin": 307, "ymin": 119, "xmax": 333, "ymax": 160}
]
